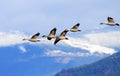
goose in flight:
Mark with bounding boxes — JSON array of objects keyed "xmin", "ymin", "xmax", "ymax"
[
  {"xmin": 100, "ymin": 17, "xmax": 119, "ymax": 26},
  {"xmin": 68, "ymin": 23, "xmax": 81, "ymax": 32},
  {"xmin": 54, "ymin": 29, "xmax": 69, "ymax": 45},
  {"xmin": 42, "ymin": 28, "xmax": 57, "ymax": 40},
  {"xmin": 23, "ymin": 32, "xmax": 40, "ymax": 42}
]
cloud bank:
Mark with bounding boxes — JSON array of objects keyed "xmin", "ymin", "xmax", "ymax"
[
  {"xmin": 0, "ymin": 31, "xmax": 27, "ymax": 46},
  {"xmin": 45, "ymin": 50, "xmax": 90, "ymax": 57},
  {"xmin": 55, "ymin": 57, "xmax": 73, "ymax": 64},
  {"xmin": 62, "ymin": 31, "xmax": 120, "ymax": 55},
  {"xmin": 0, "ymin": 31, "xmax": 119, "ymax": 55},
  {"xmin": 84, "ymin": 31, "xmax": 120, "ymax": 47},
  {"xmin": 63, "ymin": 38, "xmax": 116, "ymax": 55}
]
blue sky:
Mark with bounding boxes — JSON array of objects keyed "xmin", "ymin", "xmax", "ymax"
[
  {"xmin": 0, "ymin": 0, "xmax": 120, "ymax": 76},
  {"xmin": 0, "ymin": 0, "xmax": 120, "ymax": 33}
]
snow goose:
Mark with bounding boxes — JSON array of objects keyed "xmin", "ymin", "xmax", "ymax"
[
  {"xmin": 68, "ymin": 23, "xmax": 81, "ymax": 32},
  {"xmin": 100, "ymin": 17, "xmax": 119, "ymax": 26},
  {"xmin": 54, "ymin": 29, "xmax": 69, "ymax": 45},
  {"xmin": 42, "ymin": 28, "xmax": 57, "ymax": 40},
  {"xmin": 23, "ymin": 32, "xmax": 40, "ymax": 42}
]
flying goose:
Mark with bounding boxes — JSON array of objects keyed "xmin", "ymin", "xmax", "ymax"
[
  {"xmin": 100, "ymin": 17, "xmax": 119, "ymax": 26},
  {"xmin": 54, "ymin": 29, "xmax": 69, "ymax": 45},
  {"xmin": 23, "ymin": 32, "xmax": 40, "ymax": 42},
  {"xmin": 68, "ymin": 23, "xmax": 81, "ymax": 32},
  {"xmin": 42, "ymin": 28, "xmax": 57, "ymax": 40}
]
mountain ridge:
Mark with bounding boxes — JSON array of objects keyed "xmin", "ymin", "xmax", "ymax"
[{"xmin": 55, "ymin": 51, "xmax": 120, "ymax": 76}]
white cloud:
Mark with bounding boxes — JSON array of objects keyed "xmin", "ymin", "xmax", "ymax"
[
  {"xmin": 49, "ymin": 31, "xmax": 120, "ymax": 55},
  {"xmin": 84, "ymin": 31, "xmax": 120, "ymax": 47},
  {"xmin": 56, "ymin": 31, "xmax": 120, "ymax": 55},
  {"xmin": 0, "ymin": 31, "xmax": 28, "ymax": 47},
  {"xmin": 45, "ymin": 49, "xmax": 107, "ymax": 64},
  {"xmin": 19, "ymin": 46, "xmax": 27, "ymax": 53},
  {"xmin": 0, "ymin": 31, "xmax": 118, "ymax": 55},
  {"xmin": 17, "ymin": 54, "xmax": 43, "ymax": 62},
  {"xmin": 63, "ymin": 37, "xmax": 116, "ymax": 55},
  {"xmin": 45, "ymin": 50, "xmax": 92, "ymax": 64},
  {"xmin": 55, "ymin": 57, "xmax": 73, "ymax": 64},
  {"xmin": 0, "ymin": 31, "xmax": 43, "ymax": 47},
  {"xmin": 41, "ymin": 31, "xmax": 119, "ymax": 55},
  {"xmin": 45, "ymin": 50, "xmax": 91, "ymax": 57}
]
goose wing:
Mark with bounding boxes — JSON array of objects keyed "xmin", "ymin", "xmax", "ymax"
[
  {"xmin": 49, "ymin": 28, "xmax": 57, "ymax": 35},
  {"xmin": 54, "ymin": 38, "xmax": 60, "ymax": 45},
  {"xmin": 31, "ymin": 32, "xmax": 40, "ymax": 39},
  {"xmin": 71, "ymin": 23, "xmax": 80, "ymax": 29},
  {"xmin": 107, "ymin": 17, "xmax": 114, "ymax": 23},
  {"xmin": 60, "ymin": 30, "xmax": 68, "ymax": 36}
]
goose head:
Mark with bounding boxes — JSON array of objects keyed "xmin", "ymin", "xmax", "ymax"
[
  {"xmin": 22, "ymin": 38, "xmax": 29, "ymax": 41},
  {"xmin": 23, "ymin": 38, "xmax": 25, "ymax": 41},
  {"xmin": 65, "ymin": 37, "xmax": 68, "ymax": 40},
  {"xmin": 100, "ymin": 22, "xmax": 105, "ymax": 25},
  {"xmin": 42, "ymin": 35, "xmax": 47, "ymax": 38}
]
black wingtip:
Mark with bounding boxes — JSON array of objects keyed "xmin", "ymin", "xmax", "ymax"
[
  {"xmin": 54, "ymin": 40, "xmax": 58, "ymax": 45},
  {"xmin": 36, "ymin": 32, "xmax": 40, "ymax": 35},
  {"xmin": 77, "ymin": 23, "xmax": 80, "ymax": 25},
  {"xmin": 54, "ymin": 42, "xmax": 57, "ymax": 45},
  {"xmin": 64, "ymin": 29, "xmax": 69, "ymax": 32},
  {"xmin": 116, "ymin": 23, "xmax": 119, "ymax": 26},
  {"xmin": 23, "ymin": 39, "xmax": 25, "ymax": 41},
  {"xmin": 108, "ymin": 16, "xmax": 113, "ymax": 19},
  {"xmin": 53, "ymin": 27, "xmax": 57, "ymax": 31},
  {"xmin": 42, "ymin": 35, "xmax": 45, "ymax": 37}
]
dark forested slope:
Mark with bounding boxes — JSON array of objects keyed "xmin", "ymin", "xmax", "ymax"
[{"xmin": 55, "ymin": 52, "xmax": 120, "ymax": 76}]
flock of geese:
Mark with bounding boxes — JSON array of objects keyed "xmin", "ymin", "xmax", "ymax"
[{"xmin": 23, "ymin": 17, "xmax": 119, "ymax": 45}]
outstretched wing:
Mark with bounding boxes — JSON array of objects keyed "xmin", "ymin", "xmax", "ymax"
[
  {"xmin": 31, "ymin": 32, "xmax": 40, "ymax": 39},
  {"xmin": 49, "ymin": 28, "xmax": 57, "ymax": 35},
  {"xmin": 60, "ymin": 30, "xmax": 68, "ymax": 36},
  {"xmin": 54, "ymin": 38, "xmax": 60, "ymax": 45},
  {"xmin": 107, "ymin": 17, "xmax": 114, "ymax": 23},
  {"xmin": 71, "ymin": 23, "xmax": 80, "ymax": 29}
]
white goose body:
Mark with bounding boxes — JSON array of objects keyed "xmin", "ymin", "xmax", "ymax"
[
  {"xmin": 100, "ymin": 22, "xmax": 118, "ymax": 26},
  {"xmin": 23, "ymin": 39, "xmax": 40, "ymax": 42},
  {"xmin": 48, "ymin": 34, "xmax": 56, "ymax": 38},
  {"xmin": 56, "ymin": 36, "xmax": 68, "ymax": 40}
]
